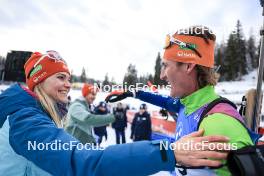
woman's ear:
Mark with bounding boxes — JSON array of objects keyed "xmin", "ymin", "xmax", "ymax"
[{"xmin": 186, "ymin": 63, "xmax": 196, "ymax": 74}]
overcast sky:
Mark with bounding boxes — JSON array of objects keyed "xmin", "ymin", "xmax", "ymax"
[{"xmin": 0, "ymin": 0, "xmax": 262, "ymax": 83}]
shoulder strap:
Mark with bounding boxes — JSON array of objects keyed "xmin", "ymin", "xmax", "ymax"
[
  {"xmin": 197, "ymin": 97, "xmax": 261, "ymax": 144},
  {"xmin": 197, "ymin": 97, "xmax": 237, "ymax": 128}
]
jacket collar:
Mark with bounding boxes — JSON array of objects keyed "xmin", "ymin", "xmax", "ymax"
[{"xmin": 180, "ymin": 85, "xmax": 219, "ymax": 115}]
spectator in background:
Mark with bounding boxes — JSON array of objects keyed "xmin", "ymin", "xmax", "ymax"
[
  {"xmin": 65, "ymin": 83, "xmax": 115, "ymax": 144},
  {"xmin": 131, "ymin": 103, "xmax": 152, "ymax": 141},
  {"xmin": 112, "ymin": 102, "xmax": 127, "ymax": 144},
  {"xmin": 94, "ymin": 101, "xmax": 109, "ymax": 146}
]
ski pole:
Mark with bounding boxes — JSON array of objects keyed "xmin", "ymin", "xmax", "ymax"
[{"xmin": 252, "ymin": 0, "xmax": 264, "ymax": 132}]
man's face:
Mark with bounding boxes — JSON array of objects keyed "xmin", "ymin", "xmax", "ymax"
[{"xmin": 160, "ymin": 59, "xmax": 189, "ymax": 98}]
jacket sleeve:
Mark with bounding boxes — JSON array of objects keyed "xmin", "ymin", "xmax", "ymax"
[
  {"xmin": 8, "ymin": 107, "xmax": 175, "ymax": 176},
  {"xmin": 69, "ymin": 102, "xmax": 115, "ymax": 127},
  {"xmin": 136, "ymin": 90, "xmax": 181, "ymax": 112}
]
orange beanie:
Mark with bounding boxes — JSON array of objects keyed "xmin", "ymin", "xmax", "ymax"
[
  {"xmin": 24, "ymin": 51, "xmax": 70, "ymax": 91},
  {"xmin": 163, "ymin": 34, "xmax": 215, "ymax": 68},
  {"xmin": 82, "ymin": 83, "xmax": 98, "ymax": 97}
]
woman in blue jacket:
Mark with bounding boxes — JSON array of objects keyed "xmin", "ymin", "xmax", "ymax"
[{"xmin": 0, "ymin": 51, "xmax": 228, "ymax": 176}]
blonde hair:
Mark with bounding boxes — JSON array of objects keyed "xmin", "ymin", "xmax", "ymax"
[{"xmin": 34, "ymin": 85, "xmax": 62, "ymax": 127}]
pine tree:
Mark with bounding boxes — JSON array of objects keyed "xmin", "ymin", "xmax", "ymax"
[
  {"xmin": 215, "ymin": 45, "xmax": 221, "ymax": 67},
  {"xmin": 225, "ymin": 32, "xmax": 237, "ymax": 80},
  {"xmin": 224, "ymin": 20, "xmax": 248, "ymax": 80},
  {"xmin": 138, "ymin": 74, "xmax": 153, "ymax": 85},
  {"xmin": 148, "ymin": 74, "xmax": 154, "ymax": 83},
  {"xmin": 110, "ymin": 77, "xmax": 116, "ymax": 85},
  {"xmin": 102, "ymin": 73, "xmax": 111, "ymax": 92},
  {"xmin": 102, "ymin": 73, "xmax": 110, "ymax": 86},
  {"xmin": 215, "ymin": 42, "xmax": 226, "ymax": 80},
  {"xmin": 70, "ymin": 70, "xmax": 78, "ymax": 83},
  {"xmin": 123, "ymin": 64, "xmax": 138, "ymax": 87},
  {"xmin": 247, "ymin": 34, "xmax": 258, "ymax": 70},
  {"xmin": 153, "ymin": 52, "xmax": 167, "ymax": 86},
  {"xmin": 80, "ymin": 67, "xmax": 87, "ymax": 83},
  {"xmin": 235, "ymin": 20, "xmax": 248, "ymax": 79},
  {"xmin": 70, "ymin": 74, "xmax": 79, "ymax": 83},
  {"xmin": 0, "ymin": 55, "xmax": 5, "ymax": 81}
]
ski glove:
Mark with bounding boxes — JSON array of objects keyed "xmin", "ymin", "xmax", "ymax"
[
  {"xmin": 105, "ymin": 90, "xmax": 135, "ymax": 103},
  {"xmin": 159, "ymin": 108, "xmax": 168, "ymax": 117}
]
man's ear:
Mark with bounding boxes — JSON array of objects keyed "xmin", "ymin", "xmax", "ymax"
[{"xmin": 186, "ymin": 63, "xmax": 196, "ymax": 74}]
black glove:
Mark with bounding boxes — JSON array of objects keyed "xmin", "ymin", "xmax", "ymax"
[
  {"xmin": 105, "ymin": 90, "xmax": 134, "ymax": 103},
  {"xmin": 159, "ymin": 108, "xmax": 168, "ymax": 117}
]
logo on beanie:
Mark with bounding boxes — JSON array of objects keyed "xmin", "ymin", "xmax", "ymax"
[
  {"xmin": 177, "ymin": 51, "xmax": 196, "ymax": 58},
  {"xmin": 33, "ymin": 71, "xmax": 47, "ymax": 83},
  {"xmin": 179, "ymin": 43, "xmax": 197, "ymax": 50},
  {"xmin": 29, "ymin": 65, "xmax": 42, "ymax": 78}
]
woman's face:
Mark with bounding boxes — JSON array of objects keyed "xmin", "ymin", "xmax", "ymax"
[
  {"xmin": 85, "ymin": 91, "xmax": 97, "ymax": 104},
  {"xmin": 41, "ymin": 72, "xmax": 71, "ymax": 103}
]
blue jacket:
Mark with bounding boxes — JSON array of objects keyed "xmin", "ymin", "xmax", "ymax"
[
  {"xmin": 136, "ymin": 90, "xmax": 180, "ymax": 113},
  {"xmin": 0, "ymin": 84, "xmax": 175, "ymax": 176},
  {"xmin": 0, "ymin": 117, "xmax": 51, "ymax": 176}
]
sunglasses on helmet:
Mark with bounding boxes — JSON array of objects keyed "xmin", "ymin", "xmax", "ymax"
[{"xmin": 164, "ymin": 34, "xmax": 202, "ymax": 58}]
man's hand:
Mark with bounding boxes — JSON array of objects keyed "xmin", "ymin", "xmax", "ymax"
[
  {"xmin": 173, "ymin": 129, "xmax": 229, "ymax": 167},
  {"xmin": 105, "ymin": 90, "xmax": 134, "ymax": 103}
]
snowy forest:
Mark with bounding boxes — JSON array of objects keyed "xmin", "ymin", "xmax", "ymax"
[{"xmin": 71, "ymin": 20, "xmax": 261, "ymax": 87}]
